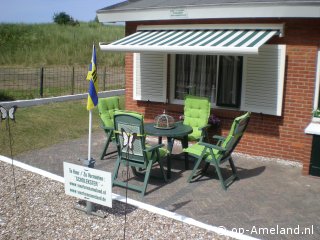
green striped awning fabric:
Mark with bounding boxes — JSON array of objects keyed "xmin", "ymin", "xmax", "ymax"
[{"xmin": 100, "ymin": 29, "xmax": 279, "ymax": 55}]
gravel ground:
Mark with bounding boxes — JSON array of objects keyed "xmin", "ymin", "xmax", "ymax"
[{"xmin": 0, "ymin": 161, "xmax": 231, "ymax": 240}]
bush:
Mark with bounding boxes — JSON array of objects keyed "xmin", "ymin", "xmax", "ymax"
[{"xmin": 53, "ymin": 12, "xmax": 79, "ymax": 26}]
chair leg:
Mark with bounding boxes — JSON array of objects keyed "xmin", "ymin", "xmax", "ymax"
[
  {"xmin": 202, "ymin": 162, "xmax": 210, "ymax": 174},
  {"xmin": 158, "ymin": 158, "xmax": 167, "ymax": 182},
  {"xmin": 141, "ymin": 161, "xmax": 153, "ymax": 197},
  {"xmin": 229, "ymin": 157, "xmax": 239, "ymax": 180},
  {"xmin": 181, "ymin": 136, "xmax": 189, "ymax": 170},
  {"xmin": 212, "ymin": 159, "xmax": 227, "ymax": 190},
  {"xmin": 187, "ymin": 156, "xmax": 204, "ymax": 183},
  {"xmin": 112, "ymin": 157, "xmax": 121, "ymax": 184},
  {"xmin": 100, "ymin": 133, "xmax": 112, "ymax": 160},
  {"xmin": 213, "ymin": 157, "xmax": 239, "ymax": 190}
]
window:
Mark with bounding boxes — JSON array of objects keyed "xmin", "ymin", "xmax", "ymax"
[
  {"xmin": 173, "ymin": 54, "xmax": 243, "ymax": 108},
  {"xmin": 217, "ymin": 56, "xmax": 243, "ymax": 107}
]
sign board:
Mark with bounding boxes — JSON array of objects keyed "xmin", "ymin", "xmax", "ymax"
[
  {"xmin": 170, "ymin": 9, "xmax": 188, "ymax": 18},
  {"xmin": 63, "ymin": 162, "xmax": 112, "ymax": 207}
]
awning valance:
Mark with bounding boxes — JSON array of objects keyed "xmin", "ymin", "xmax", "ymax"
[{"xmin": 100, "ymin": 28, "xmax": 279, "ymax": 55}]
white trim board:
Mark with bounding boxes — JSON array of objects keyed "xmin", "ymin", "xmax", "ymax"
[
  {"xmin": 98, "ymin": 5, "xmax": 320, "ymax": 22},
  {"xmin": 0, "ymin": 155, "xmax": 258, "ymax": 240}
]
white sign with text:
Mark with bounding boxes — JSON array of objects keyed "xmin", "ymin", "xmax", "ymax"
[
  {"xmin": 64, "ymin": 162, "xmax": 112, "ymax": 207},
  {"xmin": 170, "ymin": 9, "xmax": 188, "ymax": 18}
]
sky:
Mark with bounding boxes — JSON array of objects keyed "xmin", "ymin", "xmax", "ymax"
[{"xmin": 0, "ymin": 0, "xmax": 125, "ymax": 23}]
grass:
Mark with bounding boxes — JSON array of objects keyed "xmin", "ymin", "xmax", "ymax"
[
  {"xmin": 0, "ymin": 22, "xmax": 125, "ymax": 67},
  {"xmin": 0, "ymin": 97, "xmax": 125, "ymax": 156}
]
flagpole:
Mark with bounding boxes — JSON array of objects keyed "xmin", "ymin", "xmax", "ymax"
[
  {"xmin": 88, "ymin": 109, "xmax": 92, "ymax": 162},
  {"xmin": 86, "ymin": 109, "xmax": 93, "ymax": 213}
]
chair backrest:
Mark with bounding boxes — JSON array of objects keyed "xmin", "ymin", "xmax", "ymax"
[
  {"xmin": 221, "ymin": 112, "xmax": 251, "ymax": 158},
  {"xmin": 114, "ymin": 111, "xmax": 146, "ymax": 165},
  {"xmin": 98, "ymin": 96, "xmax": 120, "ymax": 128},
  {"xmin": 183, "ymin": 95, "xmax": 211, "ymax": 139}
]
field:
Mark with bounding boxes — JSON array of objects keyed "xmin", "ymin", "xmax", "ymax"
[
  {"xmin": 0, "ymin": 22, "xmax": 125, "ymax": 100},
  {"xmin": 0, "ymin": 22, "xmax": 125, "ymax": 66}
]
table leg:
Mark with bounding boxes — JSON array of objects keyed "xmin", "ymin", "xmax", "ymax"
[
  {"xmin": 166, "ymin": 137, "xmax": 174, "ymax": 179},
  {"xmin": 158, "ymin": 136, "xmax": 162, "ymax": 145},
  {"xmin": 182, "ymin": 136, "xmax": 189, "ymax": 170}
]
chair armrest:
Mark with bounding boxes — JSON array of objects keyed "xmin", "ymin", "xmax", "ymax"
[
  {"xmin": 145, "ymin": 143, "xmax": 165, "ymax": 152},
  {"xmin": 198, "ymin": 124, "xmax": 211, "ymax": 131},
  {"xmin": 199, "ymin": 142, "xmax": 226, "ymax": 152},
  {"xmin": 212, "ymin": 135, "xmax": 226, "ymax": 146},
  {"xmin": 100, "ymin": 125, "xmax": 114, "ymax": 131},
  {"xmin": 212, "ymin": 135, "xmax": 226, "ymax": 141}
]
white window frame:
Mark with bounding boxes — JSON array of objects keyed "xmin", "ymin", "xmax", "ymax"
[
  {"xmin": 169, "ymin": 54, "xmax": 243, "ymax": 109},
  {"xmin": 170, "ymin": 45, "xmax": 286, "ymax": 116}
]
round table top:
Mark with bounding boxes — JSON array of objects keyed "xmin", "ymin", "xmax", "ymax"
[{"xmin": 144, "ymin": 122, "xmax": 193, "ymax": 138}]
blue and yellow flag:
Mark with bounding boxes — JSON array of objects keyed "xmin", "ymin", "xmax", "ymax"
[{"xmin": 86, "ymin": 45, "xmax": 98, "ymax": 111}]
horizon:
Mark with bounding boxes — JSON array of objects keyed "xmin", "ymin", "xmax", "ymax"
[{"xmin": 0, "ymin": 0, "xmax": 125, "ymax": 24}]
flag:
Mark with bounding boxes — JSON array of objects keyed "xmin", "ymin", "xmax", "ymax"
[{"xmin": 86, "ymin": 45, "xmax": 98, "ymax": 111}]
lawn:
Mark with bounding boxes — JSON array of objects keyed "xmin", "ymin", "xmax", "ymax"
[{"xmin": 0, "ymin": 97, "xmax": 124, "ymax": 156}]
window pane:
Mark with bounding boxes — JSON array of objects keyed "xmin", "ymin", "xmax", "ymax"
[
  {"xmin": 217, "ymin": 56, "xmax": 243, "ymax": 107},
  {"xmin": 175, "ymin": 54, "xmax": 217, "ymax": 102}
]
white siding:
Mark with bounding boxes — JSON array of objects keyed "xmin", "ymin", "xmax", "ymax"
[
  {"xmin": 241, "ymin": 45, "xmax": 286, "ymax": 116},
  {"xmin": 133, "ymin": 53, "xmax": 167, "ymax": 102}
]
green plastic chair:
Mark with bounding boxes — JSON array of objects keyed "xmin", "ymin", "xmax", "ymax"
[
  {"xmin": 112, "ymin": 111, "xmax": 167, "ymax": 197},
  {"xmin": 184, "ymin": 112, "xmax": 251, "ymax": 190},
  {"xmin": 98, "ymin": 96, "xmax": 120, "ymax": 160},
  {"xmin": 182, "ymin": 95, "xmax": 211, "ymax": 142},
  {"xmin": 175, "ymin": 95, "xmax": 211, "ymax": 169}
]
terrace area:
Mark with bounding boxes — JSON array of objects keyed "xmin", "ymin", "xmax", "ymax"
[{"xmin": 12, "ymin": 130, "xmax": 320, "ymax": 240}]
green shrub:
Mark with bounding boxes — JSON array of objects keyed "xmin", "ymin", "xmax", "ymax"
[{"xmin": 53, "ymin": 12, "xmax": 79, "ymax": 26}]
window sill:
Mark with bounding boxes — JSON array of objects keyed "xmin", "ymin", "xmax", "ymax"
[{"xmin": 305, "ymin": 118, "xmax": 320, "ymax": 135}]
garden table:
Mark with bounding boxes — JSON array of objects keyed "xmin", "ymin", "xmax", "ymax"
[{"xmin": 144, "ymin": 122, "xmax": 193, "ymax": 179}]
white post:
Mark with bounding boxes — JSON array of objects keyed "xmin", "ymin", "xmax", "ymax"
[
  {"xmin": 88, "ymin": 109, "xmax": 92, "ymax": 161},
  {"xmin": 86, "ymin": 109, "xmax": 93, "ymax": 213}
]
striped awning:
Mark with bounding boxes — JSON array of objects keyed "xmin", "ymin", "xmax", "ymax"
[{"xmin": 100, "ymin": 28, "xmax": 279, "ymax": 55}]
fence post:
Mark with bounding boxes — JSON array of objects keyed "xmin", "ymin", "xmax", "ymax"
[
  {"xmin": 39, "ymin": 67, "xmax": 44, "ymax": 98},
  {"xmin": 71, "ymin": 66, "xmax": 75, "ymax": 95},
  {"xmin": 103, "ymin": 66, "xmax": 107, "ymax": 91}
]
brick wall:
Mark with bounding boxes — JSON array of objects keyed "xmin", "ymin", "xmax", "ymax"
[{"xmin": 123, "ymin": 19, "xmax": 320, "ymax": 175}]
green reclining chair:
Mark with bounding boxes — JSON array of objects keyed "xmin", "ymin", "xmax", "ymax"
[
  {"xmin": 176, "ymin": 95, "xmax": 211, "ymax": 169},
  {"xmin": 184, "ymin": 112, "xmax": 251, "ymax": 190},
  {"xmin": 98, "ymin": 96, "xmax": 120, "ymax": 160},
  {"xmin": 112, "ymin": 111, "xmax": 167, "ymax": 197}
]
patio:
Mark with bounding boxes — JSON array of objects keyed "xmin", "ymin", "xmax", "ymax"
[{"xmin": 14, "ymin": 130, "xmax": 320, "ymax": 240}]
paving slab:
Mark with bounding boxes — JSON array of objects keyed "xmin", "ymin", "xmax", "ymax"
[{"xmin": 14, "ymin": 131, "xmax": 320, "ymax": 240}]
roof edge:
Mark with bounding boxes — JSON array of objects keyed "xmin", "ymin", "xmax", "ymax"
[
  {"xmin": 97, "ymin": 3, "xmax": 320, "ymax": 22},
  {"xmin": 97, "ymin": 1, "xmax": 320, "ymax": 13}
]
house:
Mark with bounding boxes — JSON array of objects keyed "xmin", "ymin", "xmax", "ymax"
[{"xmin": 97, "ymin": 0, "xmax": 320, "ymax": 176}]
